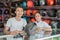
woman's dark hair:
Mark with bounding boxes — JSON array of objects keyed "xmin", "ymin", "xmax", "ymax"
[
  {"xmin": 34, "ymin": 11, "xmax": 42, "ymax": 16},
  {"xmin": 15, "ymin": 6, "xmax": 23, "ymax": 11}
]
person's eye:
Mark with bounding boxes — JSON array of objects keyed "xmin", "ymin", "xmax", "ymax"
[
  {"xmin": 35, "ymin": 16, "xmax": 37, "ymax": 17},
  {"xmin": 16, "ymin": 10, "xmax": 19, "ymax": 12}
]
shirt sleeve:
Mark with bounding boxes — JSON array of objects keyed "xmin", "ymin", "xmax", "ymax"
[
  {"xmin": 43, "ymin": 21, "xmax": 51, "ymax": 28},
  {"xmin": 23, "ymin": 19, "xmax": 27, "ymax": 27},
  {"xmin": 6, "ymin": 19, "xmax": 12, "ymax": 28}
]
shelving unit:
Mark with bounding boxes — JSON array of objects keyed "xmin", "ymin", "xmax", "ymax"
[
  {"xmin": 23, "ymin": 5, "xmax": 60, "ymax": 9},
  {"xmin": 0, "ymin": 1, "xmax": 60, "ymax": 20},
  {"xmin": 0, "ymin": 0, "xmax": 60, "ymax": 34}
]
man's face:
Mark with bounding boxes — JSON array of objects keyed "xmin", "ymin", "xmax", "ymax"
[
  {"xmin": 15, "ymin": 7, "xmax": 23, "ymax": 17},
  {"xmin": 35, "ymin": 13, "xmax": 42, "ymax": 22}
]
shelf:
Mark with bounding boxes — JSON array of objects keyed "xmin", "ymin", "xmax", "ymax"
[
  {"xmin": 23, "ymin": 15, "xmax": 35, "ymax": 18},
  {"xmin": 42, "ymin": 17, "xmax": 60, "ymax": 20},
  {"xmin": 38, "ymin": 5, "xmax": 60, "ymax": 9},
  {"xmin": 27, "ymin": 5, "xmax": 60, "ymax": 10},
  {"xmin": 26, "ymin": 16, "xmax": 60, "ymax": 20},
  {"xmin": 0, "ymin": 28, "xmax": 3, "ymax": 32},
  {"xmin": 10, "ymin": 5, "xmax": 60, "ymax": 10}
]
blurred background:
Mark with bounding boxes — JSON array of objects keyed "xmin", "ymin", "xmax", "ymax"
[{"xmin": 0, "ymin": 0, "xmax": 60, "ymax": 40}]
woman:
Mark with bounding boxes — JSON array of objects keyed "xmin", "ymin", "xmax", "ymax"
[
  {"xmin": 29, "ymin": 12, "xmax": 52, "ymax": 40},
  {"xmin": 4, "ymin": 7, "xmax": 27, "ymax": 40}
]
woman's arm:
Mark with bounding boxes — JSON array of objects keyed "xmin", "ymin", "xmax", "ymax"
[{"xmin": 44, "ymin": 27, "xmax": 52, "ymax": 32}]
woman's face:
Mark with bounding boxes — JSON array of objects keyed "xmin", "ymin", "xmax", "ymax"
[
  {"xmin": 15, "ymin": 7, "xmax": 23, "ymax": 17},
  {"xmin": 35, "ymin": 13, "xmax": 42, "ymax": 22}
]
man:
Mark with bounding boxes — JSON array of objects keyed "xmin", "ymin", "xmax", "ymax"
[{"xmin": 4, "ymin": 7, "xmax": 27, "ymax": 40}]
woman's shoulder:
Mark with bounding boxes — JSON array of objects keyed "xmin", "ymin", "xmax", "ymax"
[
  {"xmin": 8, "ymin": 17, "xmax": 15, "ymax": 21},
  {"xmin": 21, "ymin": 18, "xmax": 26, "ymax": 21},
  {"xmin": 40, "ymin": 21, "xmax": 48, "ymax": 24}
]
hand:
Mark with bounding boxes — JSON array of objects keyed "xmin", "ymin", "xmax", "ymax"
[
  {"xmin": 9, "ymin": 30, "xmax": 20, "ymax": 35},
  {"xmin": 20, "ymin": 30, "xmax": 27, "ymax": 35},
  {"xmin": 20, "ymin": 30, "xmax": 25, "ymax": 34},
  {"xmin": 35, "ymin": 27, "xmax": 42, "ymax": 32},
  {"xmin": 24, "ymin": 35, "xmax": 29, "ymax": 39}
]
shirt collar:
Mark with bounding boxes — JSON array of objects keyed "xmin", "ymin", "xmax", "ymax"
[{"xmin": 35, "ymin": 20, "xmax": 42, "ymax": 23}]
